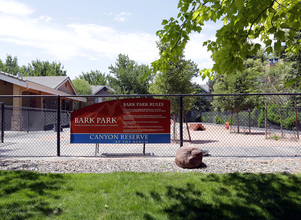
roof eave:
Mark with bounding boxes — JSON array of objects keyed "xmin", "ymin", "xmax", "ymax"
[
  {"xmin": 0, "ymin": 71, "xmax": 27, "ymax": 87},
  {"xmin": 93, "ymin": 85, "xmax": 115, "ymax": 95},
  {"xmin": 27, "ymin": 81, "xmax": 84, "ymax": 102},
  {"xmin": 54, "ymin": 76, "xmax": 78, "ymax": 95}
]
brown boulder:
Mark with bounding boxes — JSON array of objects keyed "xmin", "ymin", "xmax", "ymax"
[{"xmin": 175, "ymin": 146, "xmax": 203, "ymax": 168}]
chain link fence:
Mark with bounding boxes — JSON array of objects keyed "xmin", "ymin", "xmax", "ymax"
[{"xmin": 0, "ymin": 94, "xmax": 300, "ymax": 157}]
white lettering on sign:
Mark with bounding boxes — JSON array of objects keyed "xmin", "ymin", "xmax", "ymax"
[
  {"xmin": 96, "ymin": 117, "xmax": 117, "ymax": 124},
  {"xmin": 123, "ymin": 102, "xmax": 164, "ymax": 107},
  {"xmin": 74, "ymin": 117, "xmax": 117, "ymax": 124},
  {"xmin": 74, "ymin": 117, "xmax": 95, "ymax": 123},
  {"xmin": 150, "ymin": 102, "xmax": 163, "ymax": 107},
  {"xmin": 90, "ymin": 134, "xmax": 119, "ymax": 140},
  {"xmin": 89, "ymin": 134, "xmax": 149, "ymax": 140},
  {"xmin": 123, "ymin": 103, "xmax": 136, "ymax": 107},
  {"xmin": 121, "ymin": 134, "xmax": 148, "ymax": 140},
  {"xmin": 136, "ymin": 102, "xmax": 149, "ymax": 107}
]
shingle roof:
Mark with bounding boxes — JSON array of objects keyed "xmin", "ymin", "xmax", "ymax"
[
  {"xmin": 91, "ymin": 85, "xmax": 114, "ymax": 95},
  {"xmin": 0, "ymin": 71, "xmax": 27, "ymax": 87},
  {"xmin": 91, "ymin": 85, "xmax": 105, "ymax": 94},
  {"xmin": 0, "ymin": 72, "xmax": 84, "ymax": 101},
  {"xmin": 23, "ymin": 76, "xmax": 69, "ymax": 89}
]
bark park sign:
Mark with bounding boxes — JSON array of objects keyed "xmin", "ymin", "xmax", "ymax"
[{"xmin": 70, "ymin": 98, "xmax": 170, "ymax": 143}]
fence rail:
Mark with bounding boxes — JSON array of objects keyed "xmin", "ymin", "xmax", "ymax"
[{"xmin": 0, "ymin": 94, "xmax": 300, "ymax": 157}]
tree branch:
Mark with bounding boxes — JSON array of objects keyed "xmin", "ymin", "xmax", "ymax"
[{"xmin": 245, "ymin": 0, "xmax": 277, "ymax": 41}]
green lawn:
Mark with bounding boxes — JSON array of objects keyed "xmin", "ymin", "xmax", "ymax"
[{"xmin": 0, "ymin": 171, "xmax": 300, "ymax": 219}]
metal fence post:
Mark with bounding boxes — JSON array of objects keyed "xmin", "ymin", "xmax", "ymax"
[
  {"xmin": 27, "ymin": 107, "xmax": 30, "ymax": 133},
  {"xmin": 265, "ymin": 102, "xmax": 267, "ymax": 139},
  {"xmin": 57, "ymin": 95, "xmax": 61, "ymax": 156},
  {"xmin": 294, "ymin": 100, "xmax": 299, "ymax": 140},
  {"xmin": 179, "ymin": 95, "xmax": 183, "ymax": 147},
  {"xmin": 1, "ymin": 102, "xmax": 4, "ymax": 143}
]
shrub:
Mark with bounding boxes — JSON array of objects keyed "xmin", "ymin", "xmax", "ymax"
[
  {"xmin": 267, "ymin": 105, "xmax": 280, "ymax": 124},
  {"xmin": 283, "ymin": 116, "xmax": 296, "ymax": 130},
  {"xmin": 255, "ymin": 105, "xmax": 301, "ymax": 130},
  {"xmin": 258, "ymin": 109, "xmax": 265, "ymax": 128},
  {"xmin": 201, "ymin": 115, "xmax": 206, "ymax": 122},
  {"xmin": 272, "ymin": 133, "xmax": 280, "ymax": 140},
  {"xmin": 214, "ymin": 116, "xmax": 224, "ymax": 124}
]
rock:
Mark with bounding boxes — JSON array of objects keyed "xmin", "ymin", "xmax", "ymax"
[{"xmin": 175, "ymin": 146, "xmax": 203, "ymax": 168}]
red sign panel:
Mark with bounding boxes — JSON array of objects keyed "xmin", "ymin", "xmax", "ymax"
[{"xmin": 70, "ymin": 98, "xmax": 170, "ymax": 143}]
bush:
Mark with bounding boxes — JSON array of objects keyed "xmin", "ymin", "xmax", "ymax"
[
  {"xmin": 267, "ymin": 105, "xmax": 280, "ymax": 124},
  {"xmin": 214, "ymin": 116, "xmax": 224, "ymax": 124},
  {"xmin": 228, "ymin": 118, "xmax": 236, "ymax": 125},
  {"xmin": 201, "ymin": 115, "xmax": 206, "ymax": 122},
  {"xmin": 255, "ymin": 105, "xmax": 301, "ymax": 130},
  {"xmin": 202, "ymin": 112, "xmax": 216, "ymax": 123},
  {"xmin": 283, "ymin": 116, "xmax": 296, "ymax": 130},
  {"xmin": 257, "ymin": 109, "xmax": 265, "ymax": 127}
]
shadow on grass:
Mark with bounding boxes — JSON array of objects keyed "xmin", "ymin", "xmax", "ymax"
[
  {"xmin": 137, "ymin": 173, "xmax": 301, "ymax": 220},
  {"xmin": 0, "ymin": 170, "xmax": 67, "ymax": 219}
]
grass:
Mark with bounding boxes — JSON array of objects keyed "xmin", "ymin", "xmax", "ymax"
[
  {"xmin": 272, "ymin": 133, "xmax": 280, "ymax": 140},
  {"xmin": 0, "ymin": 171, "xmax": 300, "ymax": 220}
]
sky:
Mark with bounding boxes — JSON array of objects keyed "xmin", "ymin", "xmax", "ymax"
[{"xmin": 0, "ymin": 0, "xmax": 220, "ymax": 84}]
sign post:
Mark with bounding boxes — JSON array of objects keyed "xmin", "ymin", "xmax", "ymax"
[{"xmin": 70, "ymin": 98, "xmax": 170, "ymax": 145}]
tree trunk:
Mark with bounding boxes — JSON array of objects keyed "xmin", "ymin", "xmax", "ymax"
[
  {"xmin": 248, "ymin": 109, "xmax": 251, "ymax": 134},
  {"xmin": 295, "ymin": 100, "xmax": 299, "ymax": 140},
  {"xmin": 278, "ymin": 102, "xmax": 284, "ymax": 138},
  {"xmin": 184, "ymin": 114, "xmax": 191, "ymax": 142},
  {"xmin": 230, "ymin": 111, "xmax": 233, "ymax": 132},
  {"xmin": 236, "ymin": 111, "xmax": 240, "ymax": 133}
]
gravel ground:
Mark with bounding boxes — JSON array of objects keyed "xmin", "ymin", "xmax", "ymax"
[{"xmin": 0, "ymin": 157, "xmax": 300, "ymax": 174}]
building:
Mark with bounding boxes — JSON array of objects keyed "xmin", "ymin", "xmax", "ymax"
[
  {"xmin": 265, "ymin": 57, "xmax": 282, "ymax": 73},
  {"xmin": 87, "ymin": 85, "xmax": 114, "ymax": 105},
  {"xmin": 0, "ymin": 71, "xmax": 85, "ymax": 109},
  {"xmin": 0, "ymin": 71, "xmax": 85, "ymax": 130}
]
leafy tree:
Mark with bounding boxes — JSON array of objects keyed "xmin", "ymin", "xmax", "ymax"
[
  {"xmin": 153, "ymin": 0, "xmax": 301, "ymax": 78},
  {"xmin": 212, "ymin": 55, "xmax": 265, "ymax": 132},
  {"xmin": 78, "ymin": 70, "xmax": 108, "ymax": 85},
  {"xmin": 0, "ymin": 55, "xmax": 20, "ymax": 75},
  {"xmin": 108, "ymin": 54, "xmax": 152, "ymax": 94},
  {"xmin": 150, "ymin": 44, "xmax": 197, "ymax": 109},
  {"xmin": 150, "ymin": 43, "xmax": 198, "ymax": 141},
  {"xmin": 72, "ymin": 78, "xmax": 92, "ymax": 95},
  {"xmin": 259, "ymin": 63, "xmax": 293, "ymax": 136},
  {"xmin": 0, "ymin": 55, "xmax": 67, "ymax": 77},
  {"xmin": 149, "ymin": 58, "xmax": 197, "ymax": 112},
  {"xmin": 280, "ymin": 31, "xmax": 301, "ymax": 90},
  {"xmin": 150, "ymin": 42, "xmax": 198, "ymax": 95},
  {"xmin": 23, "ymin": 60, "xmax": 67, "ymax": 76}
]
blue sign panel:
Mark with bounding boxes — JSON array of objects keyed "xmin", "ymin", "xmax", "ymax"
[{"xmin": 71, "ymin": 133, "xmax": 171, "ymax": 144}]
